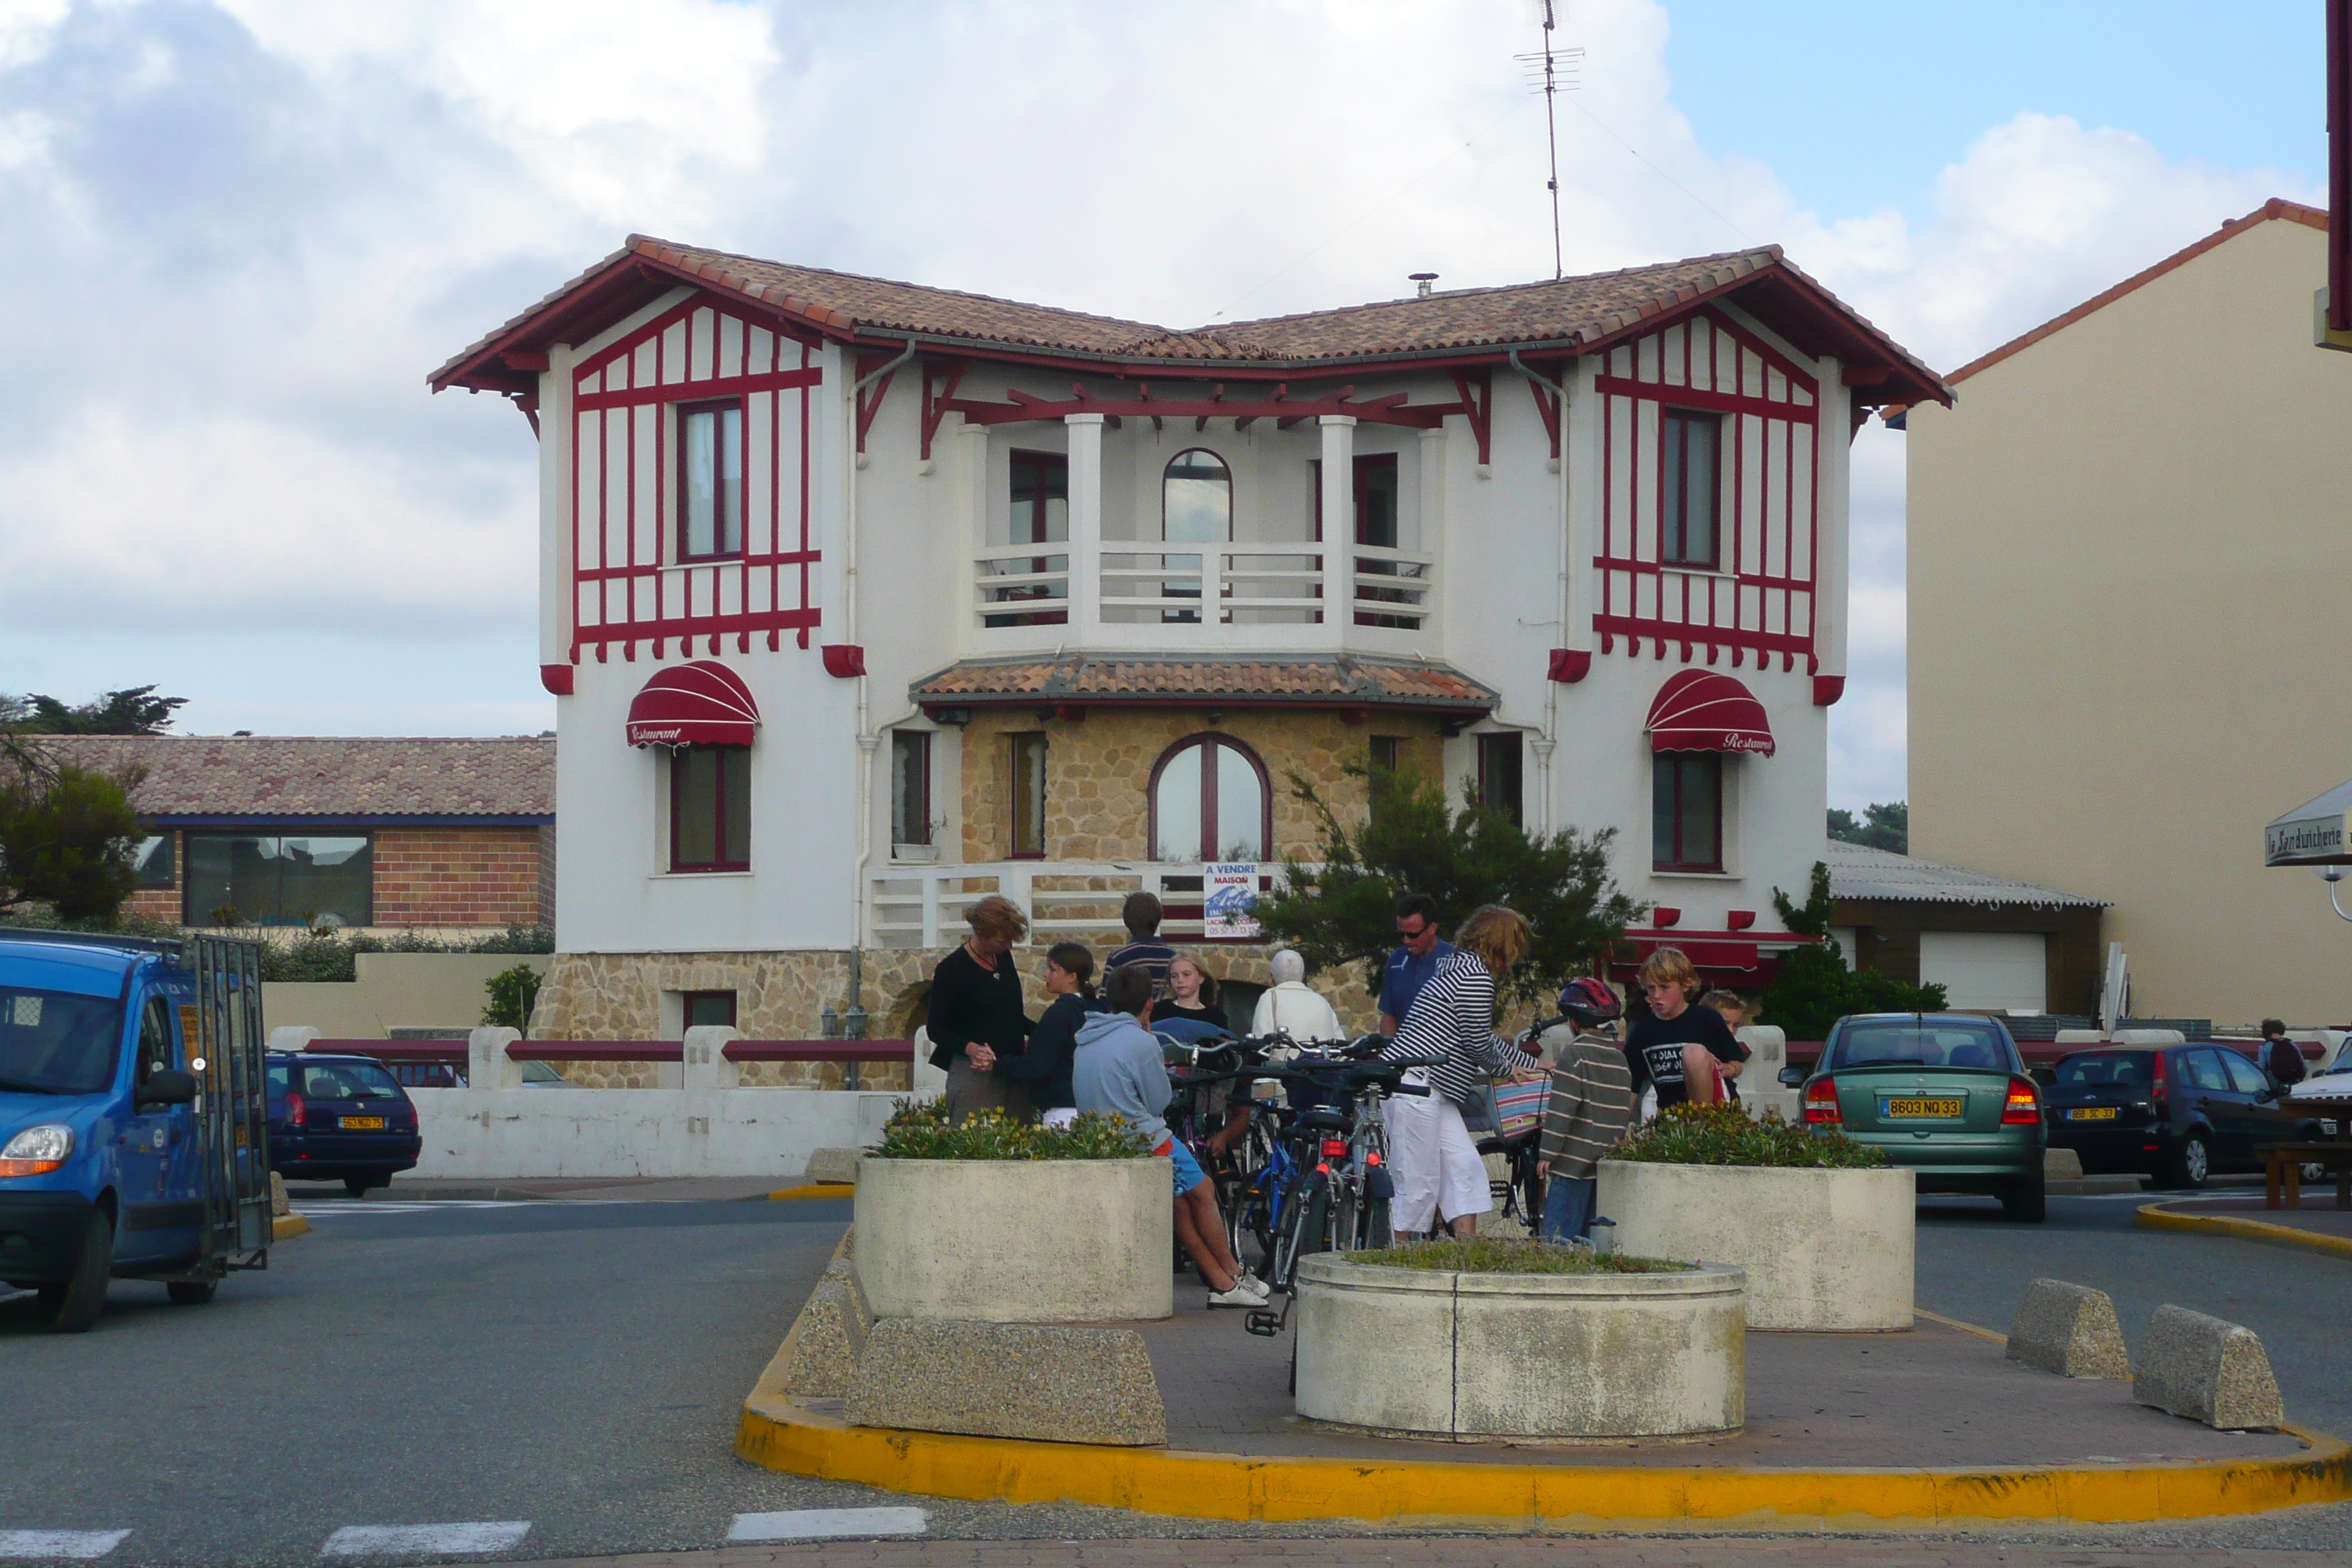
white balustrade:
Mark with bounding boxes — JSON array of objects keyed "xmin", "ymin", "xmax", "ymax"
[
  {"xmin": 867, "ymin": 860, "xmax": 1311, "ymax": 949},
  {"xmin": 981, "ymin": 540, "xmax": 1433, "ymax": 637}
]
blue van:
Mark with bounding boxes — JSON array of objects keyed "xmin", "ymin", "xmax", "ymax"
[{"xmin": 0, "ymin": 931, "xmax": 274, "ymax": 1332}]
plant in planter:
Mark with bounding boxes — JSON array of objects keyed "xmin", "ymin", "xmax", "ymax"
[
  {"xmin": 1294, "ymin": 1237, "xmax": 1745, "ymax": 1439},
  {"xmin": 854, "ymin": 1101, "xmax": 1174, "ymax": 1322},
  {"xmin": 1597, "ymin": 1103, "xmax": 1915, "ymax": 1332}
]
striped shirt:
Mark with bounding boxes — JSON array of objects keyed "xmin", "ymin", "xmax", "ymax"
[
  {"xmin": 1383, "ymin": 950, "xmax": 1514, "ymax": 1107},
  {"xmin": 1536, "ymin": 1033, "xmax": 1636, "ymax": 1179}
]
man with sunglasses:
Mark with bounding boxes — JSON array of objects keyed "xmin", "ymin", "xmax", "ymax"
[{"xmin": 1377, "ymin": 893, "xmax": 1456, "ymax": 1036}]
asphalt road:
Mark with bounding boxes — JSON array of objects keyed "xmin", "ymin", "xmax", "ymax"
[{"xmin": 4, "ymin": 1186, "xmax": 2352, "ymax": 1566}]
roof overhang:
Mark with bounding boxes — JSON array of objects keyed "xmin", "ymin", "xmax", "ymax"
[{"xmin": 908, "ymin": 655, "xmax": 1497, "ymax": 724}]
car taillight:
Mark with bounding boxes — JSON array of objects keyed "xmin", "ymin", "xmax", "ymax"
[
  {"xmin": 287, "ymin": 1091, "xmax": 306, "ymax": 1128},
  {"xmin": 2002, "ymin": 1077, "xmax": 2040, "ymax": 1125},
  {"xmin": 1803, "ymin": 1077, "xmax": 1840, "ymax": 1125},
  {"xmin": 1320, "ymin": 1138, "xmax": 1349, "ymax": 1159},
  {"xmin": 2149, "ymin": 1054, "xmax": 2167, "ymax": 1106}
]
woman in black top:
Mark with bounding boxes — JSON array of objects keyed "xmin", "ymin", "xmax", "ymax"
[
  {"xmin": 925, "ymin": 894, "xmax": 1032, "ymax": 1122},
  {"xmin": 1149, "ymin": 954, "xmax": 1221, "ymax": 1029},
  {"xmin": 981, "ymin": 942, "xmax": 1097, "ymax": 1123},
  {"xmin": 1624, "ymin": 947, "xmax": 1747, "ymax": 1110}
]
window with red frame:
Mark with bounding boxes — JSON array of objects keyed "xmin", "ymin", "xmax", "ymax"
[
  {"xmin": 1652, "ymin": 751, "xmax": 1722, "ymax": 872},
  {"xmin": 1150, "ymin": 734, "xmax": 1270, "ymax": 862},
  {"xmin": 671, "ymin": 746, "xmax": 750, "ymax": 871},
  {"xmin": 679, "ymin": 401, "xmax": 745, "ymax": 560},
  {"xmin": 985, "ymin": 451, "xmax": 1069, "ymax": 627},
  {"xmin": 1008, "ymin": 733, "xmax": 1047, "ymax": 859},
  {"xmin": 1661, "ymin": 409, "xmax": 1720, "ymax": 569}
]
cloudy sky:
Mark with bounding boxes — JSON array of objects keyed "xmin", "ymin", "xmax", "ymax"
[{"xmin": 0, "ymin": 0, "xmax": 2323, "ymax": 808}]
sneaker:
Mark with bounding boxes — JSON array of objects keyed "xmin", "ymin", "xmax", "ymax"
[
  {"xmin": 1240, "ymin": 1267, "xmax": 1268, "ymax": 1295},
  {"xmin": 1208, "ymin": 1278, "xmax": 1270, "ymax": 1308}
]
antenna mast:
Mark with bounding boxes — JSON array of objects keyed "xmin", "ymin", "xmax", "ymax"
[{"xmin": 1515, "ymin": 2, "xmax": 1583, "ymax": 281}]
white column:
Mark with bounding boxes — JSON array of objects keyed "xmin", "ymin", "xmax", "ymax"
[
  {"xmin": 538, "ymin": 346, "xmax": 575, "ymax": 673},
  {"xmin": 1815, "ymin": 362, "xmax": 1852, "ymax": 687},
  {"xmin": 1563, "ymin": 360, "xmax": 1605, "ymax": 660},
  {"xmin": 1319, "ymin": 415, "xmax": 1355, "ymax": 644},
  {"xmin": 1066, "ymin": 412, "xmax": 1106, "ymax": 638},
  {"xmin": 954, "ymin": 420, "xmax": 990, "ymax": 652}
]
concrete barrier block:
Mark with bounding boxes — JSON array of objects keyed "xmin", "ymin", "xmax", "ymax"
[
  {"xmin": 2133, "ymin": 1305, "xmax": 2284, "ymax": 1429},
  {"xmin": 2043, "ymin": 1147, "xmax": 2086, "ymax": 1180},
  {"xmin": 268, "ymin": 1172, "xmax": 289, "ymax": 1218},
  {"xmin": 845, "ymin": 1319, "xmax": 1166, "ymax": 1446},
  {"xmin": 785, "ymin": 1276, "xmax": 872, "ymax": 1398},
  {"xmin": 2005, "ymin": 1278, "xmax": 2128, "ymax": 1379},
  {"xmin": 804, "ymin": 1147, "xmax": 862, "ymax": 1185}
]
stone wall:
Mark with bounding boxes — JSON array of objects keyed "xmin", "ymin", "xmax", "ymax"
[{"xmin": 957, "ymin": 708, "xmax": 1447, "ymax": 865}]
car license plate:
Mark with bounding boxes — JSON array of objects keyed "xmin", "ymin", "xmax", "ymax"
[
  {"xmin": 2067, "ymin": 1107, "xmax": 2119, "ymax": 1121},
  {"xmin": 1880, "ymin": 1096, "xmax": 1963, "ymax": 1119},
  {"xmin": 339, "ymin": 1115, "xmax": 385, "ymax": 1131}
]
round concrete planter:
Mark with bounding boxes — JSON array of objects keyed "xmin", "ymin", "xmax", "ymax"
[
  {"xmin": 1595, "ymin": 1158, "xmax": 1915, "ymax": 1331},
  {"xmin": 1292, "ymin": 1254, "xmax": 1745, "ymax": 1440},
  {"xmin": 853, "ymin": 1157, "xmax": 1173, "ymax": 1322}
]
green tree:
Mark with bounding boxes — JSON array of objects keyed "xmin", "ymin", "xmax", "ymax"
[
  {"xmin": 1826, "ymin": 800, "xmax": 1907, "ymax": 853},
  {"xmin": 1759, "ymin": 861, "xmax": 1945, "ymax": 1039},
  {"xmin": 1254, "ymin": 764, "xmax": 1641, "ymax": 1011},
  {"xmin": 11, "ymin": 685, "xmax": 186, "ymax": 736},
  {"xmin": 0, "ymin": 763, "xmax": 146, "ymax": 923},
  {"xmin": 482, "ymin": 962, "xmax": 544, "ymax": 1032}
]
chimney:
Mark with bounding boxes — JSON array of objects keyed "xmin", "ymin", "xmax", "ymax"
[{"xmin": 1410, "ymin": 272, "xmax": 1438, "ymax": 299}]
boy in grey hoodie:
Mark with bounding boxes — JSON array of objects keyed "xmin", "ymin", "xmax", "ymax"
[{"xmin": 1075, "ymin": 963, "xmax": 1267, "ymax": 1308}]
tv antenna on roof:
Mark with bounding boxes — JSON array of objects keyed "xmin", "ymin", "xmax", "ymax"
[{"xmin": 1514, "ymin": 1, "xmax": 1583, "ymax": 281}]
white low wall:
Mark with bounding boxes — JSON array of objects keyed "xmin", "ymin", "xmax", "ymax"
[{"xmin": 267, "ymin": 952, "xmax": 552, "ymax": 1039}]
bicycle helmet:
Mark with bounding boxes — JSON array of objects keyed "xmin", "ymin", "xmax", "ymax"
[{"xmin": 1557, "ymin": 976, "xmax": 1623, "ymax": 1028}]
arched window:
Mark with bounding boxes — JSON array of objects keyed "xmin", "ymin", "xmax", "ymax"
[
  {"xmin": 1149, "ymin": 734, "xmax": 1270, "ymax": 862},
  {"xmin": 1161, "ymin": 449, "xmax": 1232, "ymax": 543}
]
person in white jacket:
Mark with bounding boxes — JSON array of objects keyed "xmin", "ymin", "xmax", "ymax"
[{"xmin": 1251, "ymin": 949, "xmax": 1346, "ymax": 1043}]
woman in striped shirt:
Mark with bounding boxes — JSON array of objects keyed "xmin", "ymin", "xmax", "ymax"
[{"xmin": 1382, "ymin": 904, "xmax": 1532, "ymax": 1240}]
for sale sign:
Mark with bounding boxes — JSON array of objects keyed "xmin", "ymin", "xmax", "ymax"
[{"xmin": 1203, "ymin": 862, "xmax": 1261, "ymax": 940}]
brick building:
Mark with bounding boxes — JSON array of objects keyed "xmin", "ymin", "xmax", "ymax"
[{"xmin": 35, "ymin": 736, "xmax": 554, "ymax": 933}]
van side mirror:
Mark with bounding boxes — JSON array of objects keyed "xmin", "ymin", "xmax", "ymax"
[
  {"xmin": 1777, "ymin": 1066, "xmax": 1806, "ymax": 1088},
  {"xmin": 139, "ymin": 1069, "xmax": 199, "ymax": 1107}
]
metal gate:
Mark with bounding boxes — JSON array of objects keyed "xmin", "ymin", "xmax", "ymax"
[{"xmin": 185, "ymin": 935, "xmax": 272, "ymax": 1270}]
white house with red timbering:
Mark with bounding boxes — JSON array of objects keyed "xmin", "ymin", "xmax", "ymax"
[{"xmin": 432, "ymin": 241, "xmax": 1945, "ymax": 1042}]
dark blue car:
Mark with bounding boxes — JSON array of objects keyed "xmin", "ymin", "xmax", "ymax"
[{"xmin": 265, "ymin": 1052, "xmax": 421, "ymax": 1196}]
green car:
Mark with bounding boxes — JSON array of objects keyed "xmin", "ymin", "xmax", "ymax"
[{"xmin": 1778, "ymin": 1012, "xmax": 2048, "ymax": 1222}]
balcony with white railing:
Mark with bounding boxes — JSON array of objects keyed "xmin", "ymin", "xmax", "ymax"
[{"xmin": 869, "ymin": 862, "xmax": 1292, "ymax": 950}]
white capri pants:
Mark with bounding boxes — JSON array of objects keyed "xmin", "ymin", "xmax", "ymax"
[{"xmin": 1385, "ymin": 1088, "xmax": 1492, "ymax": 1234}]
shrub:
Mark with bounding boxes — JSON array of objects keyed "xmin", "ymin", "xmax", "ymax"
[
  {"xmin": 1760, "ymin": 862, "xmax": 1945, "ymax": 1039},
  {"xmin": 482, "ymin": 962, "xmax": 544, "ymax": 1031},
  {"xmin": 1351, "ymin": 1237, "xmax": 1692, "ymax": 1274},
  {"xmin": 872, "ymin": 1101, "xmax": 1153, "ymax": 1161},
  {"xmin": 1610, "ymin": 1100, "xmax": 1887, "ymax": 1169}
]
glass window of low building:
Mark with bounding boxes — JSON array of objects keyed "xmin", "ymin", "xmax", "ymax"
[
  {"xmin": 1477, "ymin": 732, "xmax": 1523, "ymax": 826},
  {"xmin": 1152, "ymin": 735, "xmax": 1269, "ymax": 862},
  {"xmin": 671, "ymin": 746, "xmax": 750, "ymax": 871},
  {"xmin": 1008, "ymin": 733, "xmax": 1047, "ymax": 859},
  {"xmin": 891, "ymin": 731, "xmax": 932, "ymax": 848},
  {"xmin": 132, "ymin": 834, "xmax": 175, "ymax": 889},
  {"xmin": 1651, "ymin": 753, "xmax": 1722, "ymax": 872},
  {"xmin": 679, "ymin": 401, "xmax": 745, "ymax": 559},
  {"xmin": 184, "ymin": 833, "xmax": 373, "ymax": 927}
]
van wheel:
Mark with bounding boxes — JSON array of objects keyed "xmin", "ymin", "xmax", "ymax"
[
  {"xmin": 2000, "ymin": 1177, "xmax": 2046, "ymax": 1224},
  {"xmin": 166, "ymin": 1281, "xmax": 217, "ymax": 1307},
  {"xmin": 2165, "ymin": 1132, "xmax": 2210, "ymax": 1190},
  {"xmin": 39, "ymin": 1210, "xmax": 113, "ymax": 1334}
]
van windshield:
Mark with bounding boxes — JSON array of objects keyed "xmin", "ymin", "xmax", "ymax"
[
  {"xmin": 1827, "ymin": 1022, "xmax": 2010, "ymax": 1071},
  {"xmin": 0, "ymin": 987, "xmax": 124, "ymax": 1096}
]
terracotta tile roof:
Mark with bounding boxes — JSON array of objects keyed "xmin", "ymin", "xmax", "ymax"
[
  {"xmin": 434, "ymin": 236, "xmax": 1946, "ymax": 407},
  {"xmin": 30, "ymin": 736, "xmax": 554, "ymax": 821},
  {"xmin": 909, "ymin": 655, "xmax": 1496, "ymax": 712}
]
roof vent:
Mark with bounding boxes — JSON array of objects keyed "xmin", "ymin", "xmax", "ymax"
[{"xmin": 1410, "ymin": 272, "xmax": 1439, "ymax": 299}]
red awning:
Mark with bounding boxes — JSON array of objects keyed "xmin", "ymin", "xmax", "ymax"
[
  {"xmin": 1645, "ymin": 670, "xmax": 1774, "ymax": 757},
  {"xmin": 626, "ymin": 661, "xmax": 759, "ymax": 747}
]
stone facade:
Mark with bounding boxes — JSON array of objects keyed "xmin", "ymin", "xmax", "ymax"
[{"xmin": 958, "ymin": 708, "xmax": 1447, "ymax": 865}]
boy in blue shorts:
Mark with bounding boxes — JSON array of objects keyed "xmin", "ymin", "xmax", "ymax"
[{"xmin": 1075, "ymin": 963, "xmax": 1267, "ymax": 1308}]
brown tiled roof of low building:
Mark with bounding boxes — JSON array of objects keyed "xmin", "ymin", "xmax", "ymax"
[
  {"xmin": 434, "ymin": 235, "xmax": 1947, "ymax": 407},
  {"xmin": 910, "ymin": 655, "xmax": 1496, "ymax": 712},
  {"xmin": 30, "ymin": 736, "xmax": 554, "ymax": 821}
]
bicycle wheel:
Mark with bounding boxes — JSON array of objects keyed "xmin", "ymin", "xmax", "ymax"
[
  {"xmin": 1272, "ymin": 1169, "xmax": 1332, "ymax": 1290},
  {"xmin": 1354, "ymin": 1121, "xmax": 1392, "ymax": 1246}
]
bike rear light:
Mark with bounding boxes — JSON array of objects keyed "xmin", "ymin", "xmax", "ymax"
[
  {"xmin": 0, "ymin": 1123, "xmax": 72, "ymax": 1177},
  {"xmin": 286, "ymin": 1090, "xmax": 306, "ymax": 1128},
  {"xmin": 1320, "ymin": 1139, "xmax": 1348, "ymax": 1158},
  {"xmin": 2002, "ymin": 1078, "xmax": 2041, "ymax": 1126},
  {"xmin": 1802, "ymin": 1077, "xmax": 1840, "ymax": 1126},
  {"xmin": 1365, "ymin": 1150, "xmax": 1382, "ymax": 1166}
]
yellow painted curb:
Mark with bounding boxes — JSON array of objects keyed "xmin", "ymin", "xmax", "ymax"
[
  {"xmin": 769, "ymin": 1184, "xmax": 854, "ymax": 1202},
  {"xmin": 2136, "ymin": 1199, "xmax": 2352, "ymax": 1262},
  {"xmin": 271, "ymin": 1214, "xmax": 310, "ymax": 1242},
  {"xmin": 734, "ymin": 1284, "xmax": 2352, "ymax": 1528}
]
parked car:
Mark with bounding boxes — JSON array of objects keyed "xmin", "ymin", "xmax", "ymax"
[
  {"xmin": 264, "ymin": 1052, "xmax": 422, "ymax": 1196},
  {"xmin": 382, "ymin": 1058, "xmax": 576, "ymax": 1090},
  {"xmin": 2043, "ymin": 1044, "xmax": 2326, "ymax": 1189},
  {"xmin": 1779, "ymin": 1013, "xmax": 2046, "ymax": 1221}
]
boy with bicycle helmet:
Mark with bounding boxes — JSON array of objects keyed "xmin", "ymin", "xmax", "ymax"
[{"xmin": 1535, "ymin": 977, "xmax": 1635, "ymax": 1244}]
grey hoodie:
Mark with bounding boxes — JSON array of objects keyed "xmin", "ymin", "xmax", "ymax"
[{"xmin": 1071, "ymin": 1009, "xmax": 1172, "ymax": 1147}]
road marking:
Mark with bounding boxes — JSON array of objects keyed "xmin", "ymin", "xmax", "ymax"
[
  {"xmin": 290, "ymin": 1202, "xmax": 556, "ymax": 1216},
  {"xmin": 321, "ymin": 1523, "xmax": 530, "ymax": 1556},
  {"xmin": 728, "ymin": 1508, "xmax": 928, "ymax": 1541},
  {"xmin": 0, "ymin": 1531, "xmax": 131, "ymax": 1559}
]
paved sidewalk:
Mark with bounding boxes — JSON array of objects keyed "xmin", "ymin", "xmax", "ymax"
[
  {"xmin": 2152, "ymin": 1195, "xmax": 2352, "ymax": 1240},
  {"xmin": 517, "ymin": 1537, "xmax": 2345, "ymax": 1567},
  {"xmin": 343, "ymin": 1175, "xmax": 800, "ymax": 1202}
]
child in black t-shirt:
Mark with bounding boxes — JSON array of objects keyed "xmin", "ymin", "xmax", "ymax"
[{"xmin": 1624, "ymin": 950, "xmax": 1748, "ymax": 1109}]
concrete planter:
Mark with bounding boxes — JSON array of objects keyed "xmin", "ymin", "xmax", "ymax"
[
  {"xmin": 1293, "ymin": 1254, "xmax": 1745, "ymax": 1440},
  {"xmin": 853, "ymin": 1157, "xmax": 1172, "ymax": 1322},
  {"xmin": 1596, "ymin": 1159, "xmax": 1915, "ymax": 1331}
]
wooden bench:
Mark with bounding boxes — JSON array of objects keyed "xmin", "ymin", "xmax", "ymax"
[{"xmin": 2261, "ymin": 1143, "xmax": 2352, "ymax": 1209}]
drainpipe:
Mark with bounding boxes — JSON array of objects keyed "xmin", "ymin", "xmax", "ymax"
[
  {"xmin": 1509, "ymin": 350, "xmax": 1572, "ymax": 837},
  {"xmin": 843, "ymin": 341, "xmax": 916, "ymax": 1025}
]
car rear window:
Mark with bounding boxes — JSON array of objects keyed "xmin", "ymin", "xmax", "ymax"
[
  {"xmin": 298, "ymin": 1062, "xmax": 404, "ymax": 1101},
  {"xmin": 1828, "ymin": 1022, "xmax": 2010, "ymax": 1071},
  {"xmin": 2054, "ymin": 1052, "xmax": 2152, "ymax": 1085}
]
